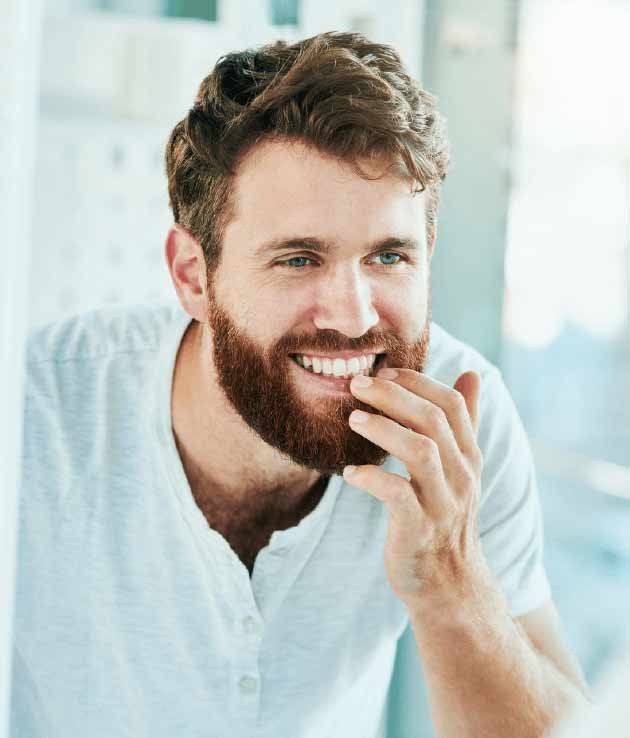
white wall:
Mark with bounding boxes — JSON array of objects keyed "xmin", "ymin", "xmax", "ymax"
[{"xmin": 0, "ymin": 1, "xmax": 42, "ymax": 736}]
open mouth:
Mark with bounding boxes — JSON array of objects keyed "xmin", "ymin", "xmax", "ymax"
[{"xmin": 289, "ymin": 353, "xmax": 388, "ymax": 380}]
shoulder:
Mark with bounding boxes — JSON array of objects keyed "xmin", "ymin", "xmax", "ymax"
[
  {"xmin": 20, "ymin": 300, "xmax": 189, "ymax": 497},
  {"xmin": 22, "ymin": 299, "xmax": 189, "ymax": 430},
  {"xmin": 25, "ymin": 299, "xmax": 184, "ymax": 367}
]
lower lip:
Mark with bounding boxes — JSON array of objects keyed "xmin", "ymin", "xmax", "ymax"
[{"xmin": 289, "ymin": 356, "xmax": 386, "ymax": 393}]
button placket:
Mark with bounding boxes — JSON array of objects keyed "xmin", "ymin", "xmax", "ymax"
[
  {"xmin": 242, "ymin": 615, "xmax": 260, "ymax": 636},
  {"xmin": 237, "ymin": 674, "xmax": 258, "ymax": 695}
]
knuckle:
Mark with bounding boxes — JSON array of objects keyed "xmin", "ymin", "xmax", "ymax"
[
  {"xmin": 426, "ymin": 404, "xmax": 447, "ymax": 427},
  {"xmin": 460, "ymin": 468, "xmax": 477, "ymax": 492},
  {"xmin": 449, "ymin": 390, "xmax": 467, "ymax": 415},
  {"xmin": 455, "ymin": 465, "xmax": 479, "ymax": 499},
  {"xmin": 411, "ymin": 434, "xmax": 439, "ymax": 460}
]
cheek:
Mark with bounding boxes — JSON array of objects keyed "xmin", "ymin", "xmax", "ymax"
[
  {"xmin": 243, "ymin": 293, "xmax": 304, "ymax": 346},
  {"xmin": 377, "ymin": 279, "xmax": 428, "ymax": 328},
  {"xmin": 264, "ymin": 281, "xmax": 319, "ymax": 322}
]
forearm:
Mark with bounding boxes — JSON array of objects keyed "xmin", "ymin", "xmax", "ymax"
[{"xmin": 409, "ymin": 580, "xmax": 589, "ymax": 738}]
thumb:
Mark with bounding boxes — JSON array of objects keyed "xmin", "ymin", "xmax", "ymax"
[{"xmin": 453, "ymin": 371, "xmax": 481, "ymax": 437}]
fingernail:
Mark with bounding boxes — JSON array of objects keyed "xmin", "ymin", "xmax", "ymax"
[
  {"xmin": 349, "ymin": 410, "xmax": 369, "ymax": 423},
  {"xmin": 377, "ymin": 368, "xmax": 398, "ymax": 379},
  {"xmin": 351, "ymin": 374, "xmax": 373, "ymax": 387}
]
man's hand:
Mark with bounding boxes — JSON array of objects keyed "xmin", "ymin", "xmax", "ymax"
[
  {"xmin": 343, "ymin": 367, "xmax": 492, "ymax": 612},
  {"xmin": 344, "ymin": 367, "xmax": 590, "ymax": 738}
]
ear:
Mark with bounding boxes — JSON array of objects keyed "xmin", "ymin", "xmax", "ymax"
[{"xmin": 164, "ymin": 225, "xmax": 208, "ymax": 322}]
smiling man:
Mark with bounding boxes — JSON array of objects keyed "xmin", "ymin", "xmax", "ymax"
[{"xmin": 14, "ymin": 31, "xmax": 589, "ymax": 738}]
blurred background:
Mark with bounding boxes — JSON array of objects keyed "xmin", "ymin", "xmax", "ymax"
[{"xmin": 4, "ymin": 0, "xmax": 630, "ymax": 736}]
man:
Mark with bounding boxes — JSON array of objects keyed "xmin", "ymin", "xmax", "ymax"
[{"xmin": 13, "ymin": 31, "xmax": 589, "ymax": 738}]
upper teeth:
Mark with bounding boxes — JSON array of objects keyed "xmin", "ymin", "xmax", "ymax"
[{"xmin": 294, "ymin": 353, "xmax": 378, "ymax": 377}]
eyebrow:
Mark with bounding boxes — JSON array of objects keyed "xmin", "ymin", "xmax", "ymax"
[{"xmin": 253, "ymin": 236, "xmax": 421, "ymax": 257}]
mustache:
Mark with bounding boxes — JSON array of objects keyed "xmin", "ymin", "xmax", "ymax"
[{"xmin": 276, "ymin": 330, "xmax": 399, "ymax": 356}]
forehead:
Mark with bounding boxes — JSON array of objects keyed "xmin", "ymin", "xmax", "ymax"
[{"xmin": 226, "ymin": 138, "xmax": 426, "ymax": 247}]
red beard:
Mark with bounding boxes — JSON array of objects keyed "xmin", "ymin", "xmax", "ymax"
[{"xmin": 206, "ymin": 287, "xmax": 431, "ymax": 475}]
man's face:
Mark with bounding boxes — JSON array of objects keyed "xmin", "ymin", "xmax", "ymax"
[{"xmin": 205, "ymin": 139, "xmax": 432, "ymax": 475}]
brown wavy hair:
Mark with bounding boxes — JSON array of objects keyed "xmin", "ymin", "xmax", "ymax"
[{"xmin": 165, "ymin": 31, "xmax": 450, "ymax": 275}]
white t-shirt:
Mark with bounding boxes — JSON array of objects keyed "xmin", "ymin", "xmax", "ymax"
[{"xmin": 12, "ymin": 300, "xmax": 551, "ymax": 738}]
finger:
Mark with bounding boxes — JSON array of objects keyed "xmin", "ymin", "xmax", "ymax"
[
  {"xmin": 350, "ymin": 376, "xmax": 467, "ymax": 487},
  {"xmin": 376, "ymin": 368, "xmax": 478, "ymax": 456},
  {"xmin": 342, "ymin": 464, "xmax": 423, "ymax": 526},
  {"xmin": 453, "ymin": 371, "xmax": 481, "ymax": 437},
  {"xmin": 348, "ymin": 410, "xmax": 452, "ymax": 518}
]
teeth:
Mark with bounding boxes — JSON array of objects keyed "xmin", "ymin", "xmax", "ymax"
[
  {"xmin": 347, "ymin": 357, "xmax": 361, "ymax": 375},
  {"xmin": 294, "ymin": 353, "xmax": 381, "ymax": 378}
]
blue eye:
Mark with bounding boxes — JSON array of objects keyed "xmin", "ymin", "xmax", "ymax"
[
  {"xmin": 377, "ymin": 252, "xmax": 403, "ymax": 266},
  {"xmin": 282, "ymin": 256, "xmax": 314, "ymax": 268}
]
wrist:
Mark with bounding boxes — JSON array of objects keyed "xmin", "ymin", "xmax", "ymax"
[{"xmin": 404, "ymin": 560, "xmax": 507, "ymax": 631}]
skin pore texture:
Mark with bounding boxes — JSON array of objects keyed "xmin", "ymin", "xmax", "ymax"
[{"xmin": 168, "ymin": 138, "xmax": 434, "ymax": 572}]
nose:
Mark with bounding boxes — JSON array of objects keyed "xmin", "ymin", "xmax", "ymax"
[{"xmin": 312, "ymin": 263, "xmax": 379, "ymax": 338}]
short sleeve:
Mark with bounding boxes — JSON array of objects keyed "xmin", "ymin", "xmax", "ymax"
[{"xmin": 476, "ymin": 368, "xmax": 552, "ymax": 617}]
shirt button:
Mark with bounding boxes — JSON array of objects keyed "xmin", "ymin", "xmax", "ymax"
[
  {"xmin": 242, "ymin": 616, "xmax": 259, "ymax": 635},
  {"xmin": 238, "ymin": 675, "xmax": 258, "ymax": 694}
]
